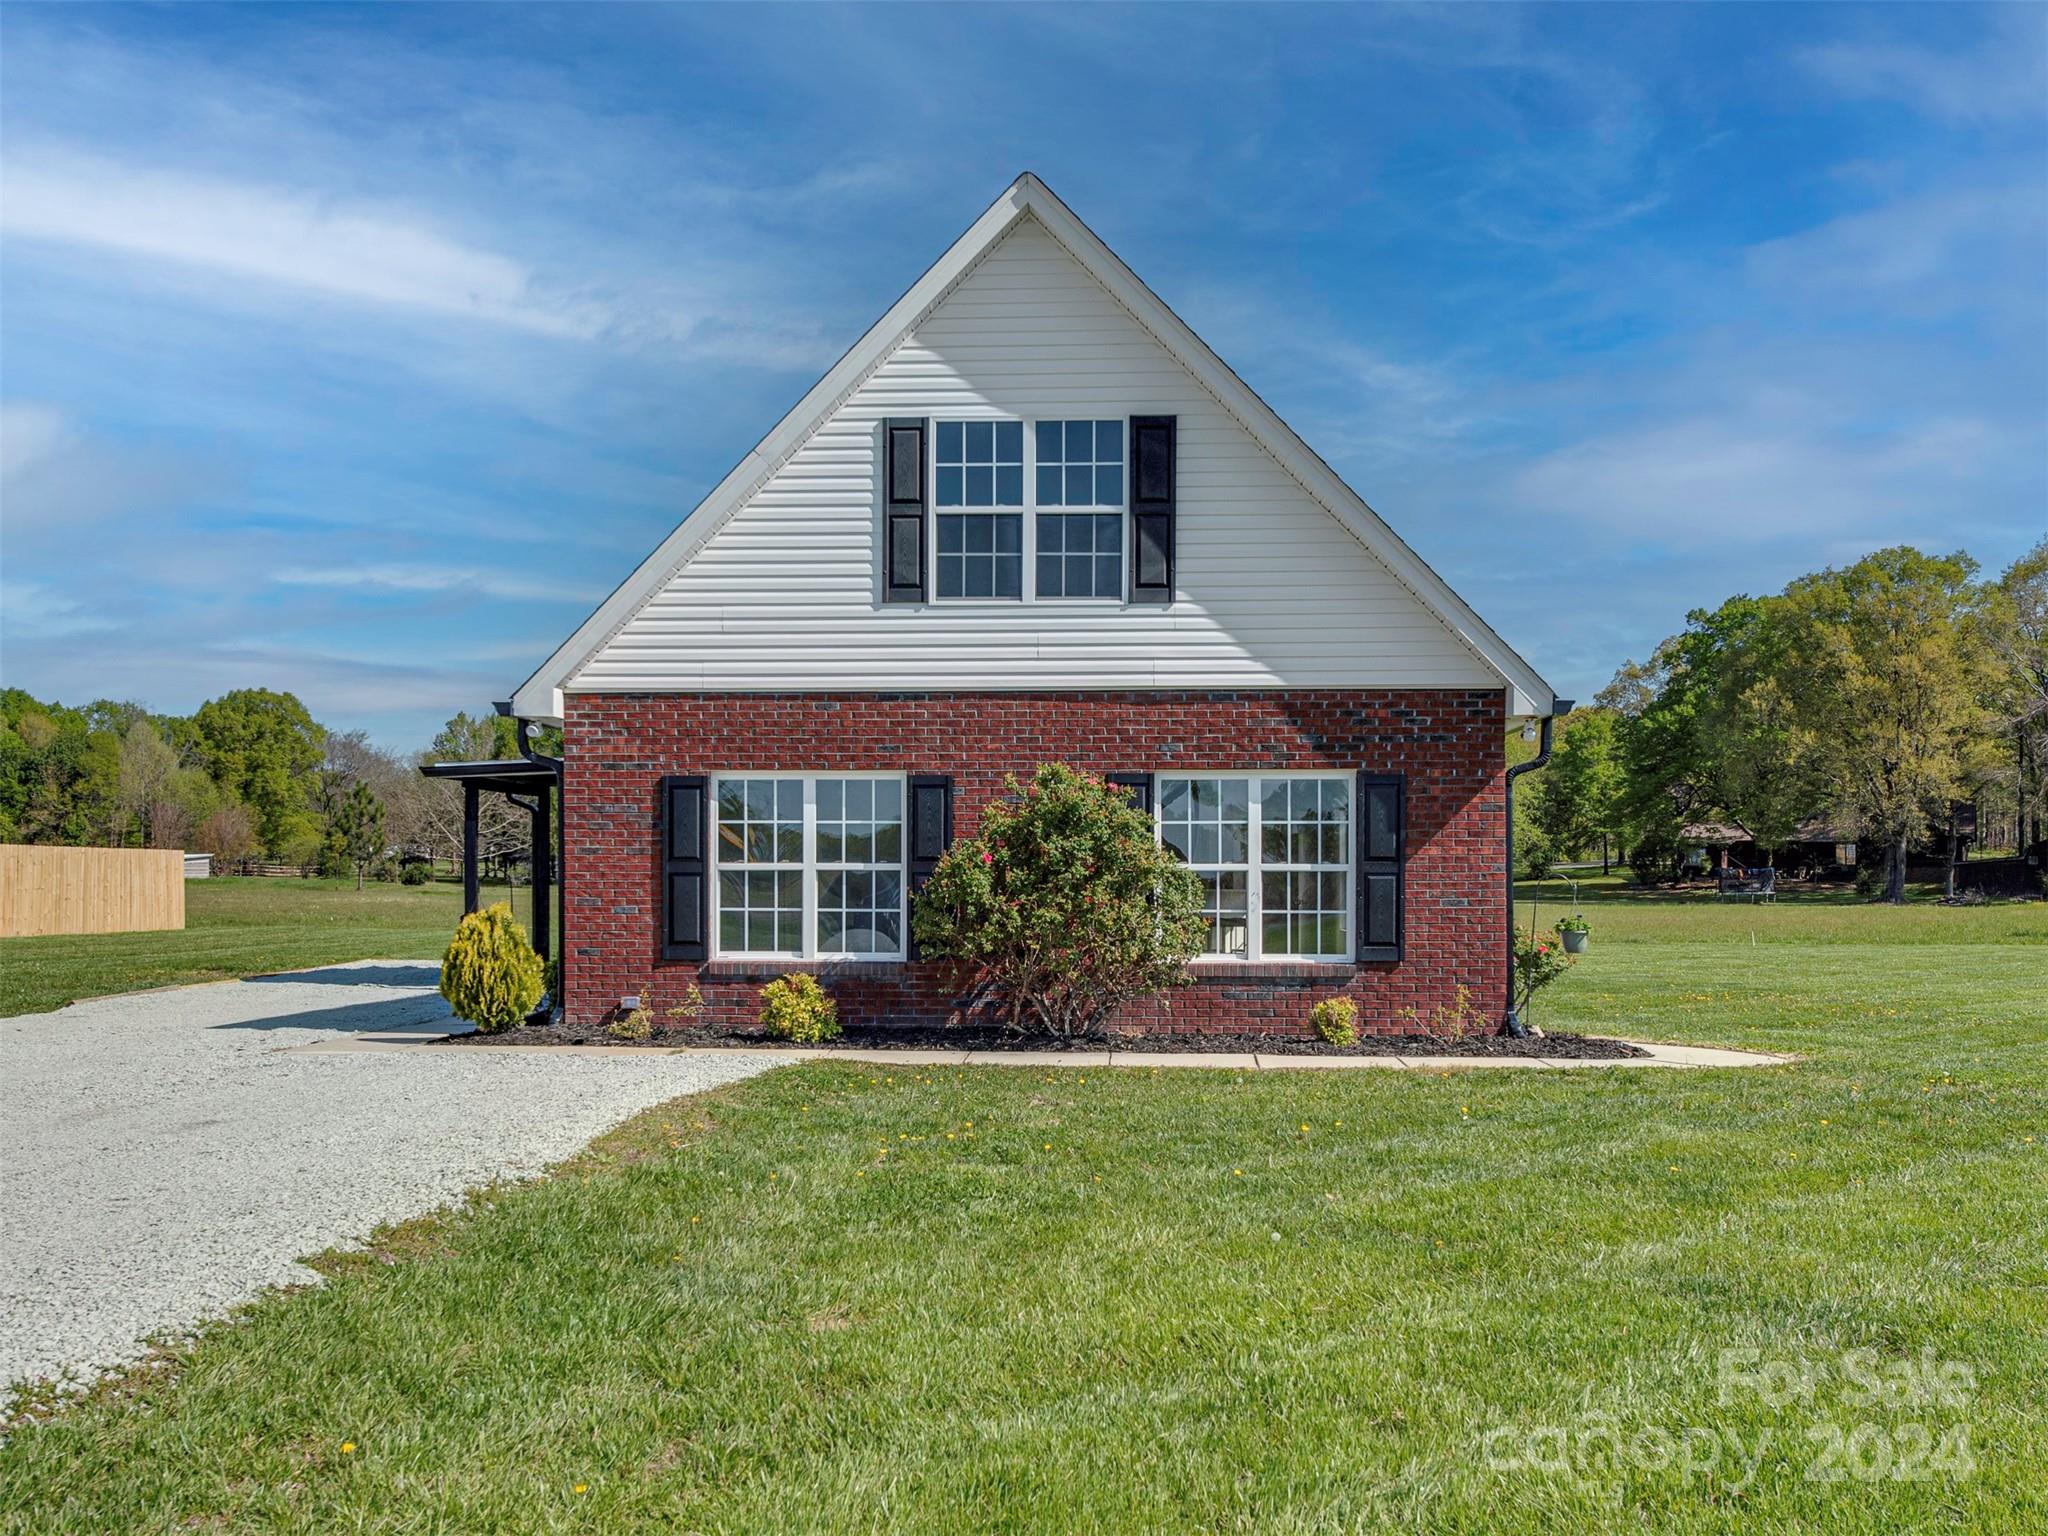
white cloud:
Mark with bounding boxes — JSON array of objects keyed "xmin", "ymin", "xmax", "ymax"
[
  {"xmin": 1797, "ymin": 13, "xmax": 2048, "ymax": 126},
  {"xmin": 0, "ymin": 403, "xmax": 74, "ymax": 484},
  {"xmin": 270, "ymin": 563, "xmax": 596, "ymax": 603},
  {"xmin": 0, "ymin": 579, "xmax": 119, "ymax": 638},
  {"xmin": 0, "ymin": 147, "xmax": 607, "ymax": 338}
]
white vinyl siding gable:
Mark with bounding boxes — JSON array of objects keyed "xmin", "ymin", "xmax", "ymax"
[{"xmin": 568, "ymin": 215, "xmax": 1500, "ymax": 694}]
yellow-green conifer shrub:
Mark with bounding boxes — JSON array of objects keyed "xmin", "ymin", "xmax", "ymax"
[
  {"xmin": 758, "ymin": 972, "xmax": 840, "ymax": 1043},
  {"xmin": 439, "ymin": 902, "xmax": 544, "ymax": 1033},
  {"xmin": 1308, "ymin": 995, "xmax": 1360, "ymax": 1048}
]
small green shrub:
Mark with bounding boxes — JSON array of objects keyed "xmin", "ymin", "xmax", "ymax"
[
  {"xmin": 759, "ymin": 972, "xmax": 840, "ymax": 1043},
  {"xmin": 400, "ymin": 860, "xmax": 432, "ymax": 886},
  {"xmin": 439, "ymin": 902, "xmax": 544, "ymax": 1034},
  {"xmin": 608, "ymin": 1007, "xmax": 653, "ymax": 1042},
  {"xmin": 1308, "ymin": 996, "xmax": 1359, "ymax": 1047},
  {"xmin": 666, "ymin": 983, "xmax": 705, "ymax": 1024}
]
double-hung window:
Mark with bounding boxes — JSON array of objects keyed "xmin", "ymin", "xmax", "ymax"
[
  {"xmin": 1034, "ymin": 419, "xmax": 1125, "ymax": 599},
  {"xmin": 1157, "ymin": 774, "xmax": 1351, "ymax": 961},
  {"xmin": 928, "ymin": 416, "xmax": 1127, "ymax": 602},
  {"xmin": 714, "ymin": 775, "xmax": 906, "ymax": 959},
  {"xmin": 935, "ymin": 421, "xmax": 1024, "ymax": 598}
]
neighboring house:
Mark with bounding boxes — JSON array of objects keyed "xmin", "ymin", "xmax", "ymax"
[{"xmin": 508, "ymin": 174, "xmax": 1558, "ymax": 1035}]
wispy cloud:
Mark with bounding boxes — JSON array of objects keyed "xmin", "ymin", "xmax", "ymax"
[
  {"xmin": 1797, "ymin": 11, "xmax": 2048, "ymax": 125},
  {"xmin": 0, "ymin": 579, "xmax": 119, "ymax": 639},
  {"xmin": 1, "ymin": 147, "xmax": 606, "ymax": 338},
  {"xmin": 271, "ymin": 564, "xmax": 597, "ymax": 603}
]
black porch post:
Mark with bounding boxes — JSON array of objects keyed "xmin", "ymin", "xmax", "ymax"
[
  {"xmin": 530, "ymin": 790, "xmax": 552, "ymax": 962},
  {"xmin": 462, "ymin": 781, "xmax": 480, "ymax": 914}
]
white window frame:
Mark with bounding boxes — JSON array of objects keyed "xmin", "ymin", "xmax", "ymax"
[
  {"xmin": 1154, "ymin": 771, "xmax": 1353, "ymax": 963},
  {"xmin": 710, "ymin": 772, "xmax": 908, "ymax": 961},
  {"xmin": 1031, "ymin": 416, "xmax": 1127, "ymax": 603},
  {"xmin": 928, "ymin": 415, "xmax": 1129, "ymax": 606}
]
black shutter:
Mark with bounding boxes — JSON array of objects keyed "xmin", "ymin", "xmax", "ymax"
[
  {"xmin": 1129, "ymin": 415, "xmax": 1176, "ymax": 604},
  {"xmin": 661, "ymin": 775, "xmax": 709, "ymax": 961},
  {"xmin": 1106, "ymin": 772, "xmax": 1153, "ymax": 817},
  {"xmin": 1355, "ymin": 772, "xmax": 1404, "ymax": 963},
  {"xmin": 883, "ymin": 417, "xmax": 928, "ymax": 603},
  {"xmin": 905, "ymin": 774, "xmax": 953, "ymax": 959}
]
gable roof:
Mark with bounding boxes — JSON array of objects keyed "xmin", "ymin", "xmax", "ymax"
[{"xmin": 510, "ymin": 173, "xmax": 1556, "ymax": 721}]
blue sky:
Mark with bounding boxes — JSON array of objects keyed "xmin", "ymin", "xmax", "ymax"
[{"xmin": 2, "ymin": 2, "xmax": 2042, "ymax": 747}]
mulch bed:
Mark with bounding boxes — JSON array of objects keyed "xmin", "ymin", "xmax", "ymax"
[{"xmin": 435, "ymin": 1022, "xmax": 1647, "ymax": 1059}]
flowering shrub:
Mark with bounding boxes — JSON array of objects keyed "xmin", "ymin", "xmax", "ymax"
[
  {"xmin": 759, "ymin": 972, "xmax": 840, "ymax": 1043},
  {"xmin": 1513, "ymin": 930, "xmax": 1575, "ymax": 1013},
  {"xmin": 1308, "ymin": 996, "xmax": 1360, "ymax": 1047},
  {"xmin": 911, "ymin": 763, "xmax": 1207, "ymax": 1040},
  {"xmin": 439, "ymin": 902, "xmax": 544, "ymax": 1034}
]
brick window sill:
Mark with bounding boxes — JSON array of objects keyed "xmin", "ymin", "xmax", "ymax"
[{"xmin": 1185, "ymin": 961, "xmax": 1359, "ymax": 980}]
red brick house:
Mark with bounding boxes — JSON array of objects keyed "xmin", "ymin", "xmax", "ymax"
[{"xmin": 506, "ymin": 175, "xmax": 1559, "ymax": 1037}]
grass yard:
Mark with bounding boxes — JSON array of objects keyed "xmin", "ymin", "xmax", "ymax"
[
  {"xmin": 3, "ymin": 894, "xmax": 2044, "ymax": 1532},
  {"xmin": 0, "ymin": 875, "xmax": 537, "ymax": 1018}
]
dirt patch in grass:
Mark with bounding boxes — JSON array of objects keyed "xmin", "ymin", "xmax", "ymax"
[{"xmin": 434, "ymin": 1022, "xmax": 1648, "ymax": 1058}]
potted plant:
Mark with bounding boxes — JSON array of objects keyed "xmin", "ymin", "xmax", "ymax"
[{"xmin": 1554, "ymin": 913, "xmax": 1591, "ymax": 954}]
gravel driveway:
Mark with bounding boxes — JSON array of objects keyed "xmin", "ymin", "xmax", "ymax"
[{"xmin": 0, "ymin": 962, "xmax": 778, "ymax": 1389}]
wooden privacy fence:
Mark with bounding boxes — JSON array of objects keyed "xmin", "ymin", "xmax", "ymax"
[{"xmin": 0, "ymin": 846, "xmax": 186, "ymax": 938}]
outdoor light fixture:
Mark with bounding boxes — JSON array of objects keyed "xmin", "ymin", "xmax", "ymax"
[{"xmin": 1521, "ymin": 720, "xmax": 1538, "ymax": 742}]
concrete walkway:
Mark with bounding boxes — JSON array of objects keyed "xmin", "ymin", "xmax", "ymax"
[{"xmin": 299, "ymin": 1032, "xmax": 1790, "ymax": 1072}]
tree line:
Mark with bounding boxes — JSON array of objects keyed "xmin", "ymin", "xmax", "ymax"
[
  {"xmin": 0, "ymin": 687, "xmax": 559, "ymax": 888},
  {"xmin": 1520, "ymin": 541, "xmax": 2045, "ymax": 902}
]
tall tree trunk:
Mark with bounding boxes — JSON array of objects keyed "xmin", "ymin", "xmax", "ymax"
[{"xmin": 1885, "ymin": 839, "xmax": 1908, "ymax": 904}]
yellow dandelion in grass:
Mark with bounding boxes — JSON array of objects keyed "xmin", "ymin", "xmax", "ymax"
[
  {"xmin": 1043, "ymin": 1143, "xmax": 1053, "ymax": 1152},
  {"xmin": 1668, "ymin": 1165, "xmax": 1680, "ymax": 1173},
  {"xmin": 1233, "ymin": 1168, "xmax": 1243, "ymax": 1177},
  {"xmin": 340, "ymin": 1442, "xmax": 356, "ymax": 1455},
  {"xmin": 574, "ymin": 1484, "xmax": 589, "ymax": 1495},
  {"xmin": 690, "ymin": 1215, "xmax": 701, "ymax": 1224},
  {"xmin": 1093, "ymin": 1175, "xmax": 1101, "ymax": 1183},
  {"xmin": 856, "ymin": 1169, "xmax": 866, "ymax": 1178},
  {"xmin": 1819, "ymin": 1119, "xmax": 1829, "ymax": 1127},
  {"xmin": 946, "ymin": 1133, "xmax": 956, "ymax": 1141},
  {"xmin": 1299, "ymin": 1123, "xmax": 1310, "ymax": 1133}
]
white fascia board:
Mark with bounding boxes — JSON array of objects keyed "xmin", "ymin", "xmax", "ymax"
[{"xmin": 508, "ymin": 183, "xmax": 1035, "ymax": 721}]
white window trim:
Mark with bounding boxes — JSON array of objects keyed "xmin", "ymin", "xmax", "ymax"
[
  {"xmin": 929, "ymin": 414, "xmax": 1128, "ymax": 606},
  {"xmin": 710, "ymin": 772, "xmax": 908, "ymax": 962},
  {"xmin": 1154, "ymin": 771, "xmax": 1353, "ymax": 964}
]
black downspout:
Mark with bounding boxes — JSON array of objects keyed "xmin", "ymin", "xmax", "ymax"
[
  {"xmin": 499, "ymin": 702, "xmax": 565, "ymax": 1020},
  {"xmin": 1503, "ymin": 698, "xmax": 1573, "ymax": 1037}
]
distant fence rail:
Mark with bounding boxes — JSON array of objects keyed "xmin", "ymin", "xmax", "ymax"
[{"xmin": 0, "ymin": 845, "xmax": 186, "ymax": 938}]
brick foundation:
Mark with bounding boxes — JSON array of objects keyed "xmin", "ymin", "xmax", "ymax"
[{"xmin": 562, "ymin": 690, "xmax": 1506, "ymax": 1037}]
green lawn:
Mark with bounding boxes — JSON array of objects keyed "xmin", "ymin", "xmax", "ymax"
[
  {"xmin": 0, "ymin": 875, "xmax": 536, "ymax": 1018},
  {"xmin": 3, "ymin": 894, "xmax": 2044, "ymax": 1532}
]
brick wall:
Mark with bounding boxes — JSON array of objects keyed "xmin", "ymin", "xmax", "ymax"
[{"xmin": 562, "ymin": 690, "xmax": 1506, "ymax": 1037}]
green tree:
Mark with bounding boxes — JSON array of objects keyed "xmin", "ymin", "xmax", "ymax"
[
  {"xmin": 329, "ymin": 780, "xmax": 387, "ymax": 889},
  {"xmin": 1985, "ymin": 539, "xmax": 2047, "ymax": 855},
  {"xmin": 113, "ymin": 719, "xmax": 181, "ymax": 847},
  {"xmin": 190, "ymin": 689, "xmax": 326, "ymax": 854},
  {"xmin": 1779, "ymin": 547, "xmax": 1990, "ymax": 903},
  {"xmin": 1532, "ymin": 709, "xmax": 1626, "ymax": 870}
]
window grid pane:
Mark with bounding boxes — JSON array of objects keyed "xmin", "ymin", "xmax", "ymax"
[
  {"xmin": 713, "ymin": 777, "xmax": 907, "ymax": 959},
  {"xmin": 816, "ymin": 778, "xmax": 904, "ymax": 957},
  {"xmin": 1158, "ymin": 775, "xmax": 1349, "ymax": 961},
  {"xmin": 936, "ymin": 513, "xmax": 1023, "ymax": 600},
  {"xmin": 936, "ymin": 419, "xmax": 1024, "ymax": 508},
  {"xmin": 1035, "ymin": 418, "xmax": 1124, "ymax": 509},
  {"xmin": 1259, "ymin": 778, "xmax": 1350, "ymax": 957},
  {"xmin": 1037, "ymin": 511, "xmax": 1124, "ymax": 599},
  {"xmin": 1158, "ymin": 777, "xmax": 1250, "ymax": 956}
]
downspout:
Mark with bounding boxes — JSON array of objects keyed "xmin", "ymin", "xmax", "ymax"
[
  {"xmin": 498, "ymin": 702, "xmax": 565, "ymax": 1019},
  {"xmin": 1503, "ymin": 697, "xmax": 1573, "ymax": 1038}
]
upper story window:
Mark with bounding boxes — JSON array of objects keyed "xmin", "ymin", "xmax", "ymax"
[
  {"xmin": 1035, "ymin": 419, "xmax": 1125, "ymax": 599},
  {"xmin": 935, "ymin": 420, "xmax": 1024, "ymax": 599}
]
